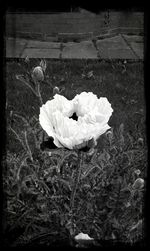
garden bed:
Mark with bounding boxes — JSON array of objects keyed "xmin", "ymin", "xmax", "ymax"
[{"xmin": 3, "ymin": 59, "xmax": 146, "ymax": 247}]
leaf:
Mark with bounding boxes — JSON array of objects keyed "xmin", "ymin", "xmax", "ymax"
[
  {"xmin": 57, "ymin": 151, "xmax": 78, "ymax": 173},
  {"xmin": 43, "ymin": 165, "xmax": 59, "ymax": 177},
  {"xmin": 39, "ymin": 59, "xmax": 47, "ymax": 72},
  {"xmin": 64, "ymin": 203, "xmax": 70, "ymax": 212},
  {"xmin": 111, "ymin": 218, "xmax": 121, "ymax": 229},
  {"xmin": 118, "ymin": 123, "xmax": 125, "ymax": 145},
  {"xmin": 58, "ymin": 178, "xmax": 72, "ymax": 191},
  {"xmin": 83, "ymin": 184, "xmax": 91, "ymax": 190},
  {"xmin": 81, "ymin": 163, "xmax": 97, "ymax": 179},
  {"xmin": 15, "ymin": 74, "xmax": 38, "ymax": 97},
  {"xmin": 106, "ymin": 199, "xmax": 116, "ymax": 209}
]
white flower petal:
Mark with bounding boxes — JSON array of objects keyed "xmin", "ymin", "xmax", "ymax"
[
  {"xmin": 73, "ymin": 92, "xmax": 98, "ymax": 116},
  {"xmin": 97, "ymin": 97, "xmax": 113, "ymax": 122},
  {"xmin": 39, "ymin": 92, "xmax": 113, "ymax": 149},
  {"xmin": 75, "ymin": 232, "xmax": 94, "ymax": 241},
  {"xmin": 53, "ymin": 94, "xmax": 74, "ymax": 117},
  {"xmin": 39, "ymin": 106, "xmax": 62, "ymax": 148},
  {"xmin": 52, "ymin": 111, "xmax": 78, "ymax": 149},
  {"xmin": 77, "ymin": 120, "xmax": 110, "ymax": 143},
  {"xmin": 92, "ymin": 123, "xmax": 111, "ymax": 141}
]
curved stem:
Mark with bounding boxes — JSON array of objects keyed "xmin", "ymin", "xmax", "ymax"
[
  {"xmin": 35, "ymin": 80, "xmax": 45, "ymax": 143},
  {"xmin": 16, "ymin": 75, "xmax": 39, "ymax": 97},
  {"xmin": 9, "ymin": 126, "xmax": 26, "ymax": 152},
  {"xmin": 24, "ymin": 131, "xmax": 33, "ymax": 162},
  {"xmin": 36, "ymin": 81, "xmax": 43, "ymax": 106}
]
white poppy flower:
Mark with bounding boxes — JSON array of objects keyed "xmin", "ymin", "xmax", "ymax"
[
  {"xmin": 74, "ymin": 232, "xmax": 94, "ymax": 241},
  {"xmin": 39, "ymin": 92, "xmax": 113, "ymax": 150}
]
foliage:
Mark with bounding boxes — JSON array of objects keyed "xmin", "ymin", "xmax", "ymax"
[
  {"xmin": 3, "ymin": 120, "xmax": 146, "ymax": 247},
  {"xmin": 3, "ymin": 59, "xmax": 146, "ymax": 247}
]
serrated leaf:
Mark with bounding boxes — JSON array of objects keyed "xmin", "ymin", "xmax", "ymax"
[
  {"xmin": 83, "ymin": 184, "xmax": 91, "ymax": 189},
  {"xmin": 59, "ymin": 178, "xmax": 72, "ymax": 191},
  {"xmin": 64, "ymin": 203, "xmax": 70, "ymax": 212},
  {"xmin": 119, "ymin": 123, "xmax": 124, "ymax": 134},
  {"xmin": 81, "ymin": 163, "xmax": 97, "ymax": 179},
  {"xmin": 43, "ymin": 165, "xmax": 58, "ymax": 176},
  {"xmin": 106, "ymin": 200, "xmax": 116, "ymax": 209}
]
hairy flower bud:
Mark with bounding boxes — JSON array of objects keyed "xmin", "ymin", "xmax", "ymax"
[
  {"xmin": 32, "ymin": 66, "xmax": 44, "ymax": 82},
  {"xmin": 132, "ymin": 178, "xmax": 144, "ymax": 190},
  {"xmin": 138, "ymin": 137, "xmax": 144, "ymax": 146},
  {"xmin": 87, "ymin": 147, "xmax": 95, "ymax": 156},
  {"xmin": 134, "ymin": 169, "xmax": 141, "ymax": 176},
  {"xmin": 53, "ymin": 86, "xmax": 60, "ymax": 95},
  {"xmin": 106, "ymin": 130, "xmax": 113, "ymax": 141}
]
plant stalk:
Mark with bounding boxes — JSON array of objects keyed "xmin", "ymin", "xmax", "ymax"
[
  {"xmin": 70, "ymin": 151, "xmax": 83, "ymax": 228},
  {"xmin": 36, "ymin": 81, "xmax": 43, "ymax": 106},
  {"xmin": 35, "ymin": 80, "xmax": 45, "ymax": 143}
]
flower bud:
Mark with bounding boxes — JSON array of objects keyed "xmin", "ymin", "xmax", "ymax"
[
  {"xmin": 106, "ymin": 130, "xmax": 113, "ymax": 139},
  {"xmin": 134, "ymin": 169, "xmax": 141, "ymax": 176},
  {"xmin": 53, "ymin": 86, "xmax": 60, "ymax": 95},
  {"xmin": 87, "ymin": 147, "xmax": 95, "ymax": 156},
  {"xmin": 87, "ymin": 70, "xmax": 94, "ymax": 79},
  {"xmin": 111, "ymin": 232, "xmax": 116, "ymax": 239},
  {"xmin": 87, "ymin": 138, "xmax": 96, "ymax": 149},
  {"xmin": 138, "ymin": 137, "xmax": 144, "ymax": 146},
  {"xmin": 125, "ymin": 202, "xmax": 131, "ymax": 208},
  {"xmin": 32, "ymin": 66, "xmax": 44, "ymax": 82},
  {"xmin": 110, "ymin": 146, "xmax": 117, "ymax": 155},
  {"xmin": 25, "ymin": 55, "xmax": 29, "ymax": 63},
  {"xmin": 132, "ymin": 178, "xmax": 144, "ymax": 190}
]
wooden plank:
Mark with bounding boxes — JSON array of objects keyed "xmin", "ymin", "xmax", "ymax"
[
  {"xmin": 6, "ymin": 12, "xmax": 143, "ymax": 39},
  {"xmin": 21, "ymin": 48, "xmax": 60, "ymax": 58},
  {"xmin": 62, "ymin": 41, "xmax": 97, "ymax": 59},
  {"xmin": 96, "ymin": 34, "xmax": 137, "ymax": 59}
]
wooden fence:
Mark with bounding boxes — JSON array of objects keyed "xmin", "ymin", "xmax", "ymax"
[{"xmin": 5, "ymin": 12, "xmax": 144, "ymax": 41}]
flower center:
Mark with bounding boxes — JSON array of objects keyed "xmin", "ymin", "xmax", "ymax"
[{"xmin": 69, "ymin": 112, "xmax": 78, "ymax": 121}]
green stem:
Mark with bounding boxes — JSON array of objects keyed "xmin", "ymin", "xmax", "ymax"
[
  {"xmin": 70, "ymin": 151, "xmax": 83, "ymax": 217},
  {"xmin": 35, "ymin": 81, "xmax": 45, "ymax": 142},
  {"xmin": 24, "ymin": 131, "xmax": 33, "ymax": 162},
  {"xmin": 36, "ymin": 81, "xmax": 43, "ymax": 106},
  {"xmin": 17, "ymin": 75, "xmax": 39, "ymax": 97},
  {"xmin": 9, "ymin": 126, "xmax": 27, "ymax": 152}
]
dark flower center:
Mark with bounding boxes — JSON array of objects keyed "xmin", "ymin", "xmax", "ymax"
[{"xmin": 70, "ymin": 112, "xmax": 78, "ymax": 121}]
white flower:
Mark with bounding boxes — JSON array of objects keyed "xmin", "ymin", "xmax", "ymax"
[
  {"xmin": 39, "ymin": 92, "xmax": 113, "ymax": 150},
  {"xmin": 74, "ymin": 232, "xmax": 94, "ymax": 241}
]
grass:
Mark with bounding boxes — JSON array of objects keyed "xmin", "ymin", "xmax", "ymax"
[{"xmin": 3, "ymin": 58, "xmax": 147, "ymax": 247}]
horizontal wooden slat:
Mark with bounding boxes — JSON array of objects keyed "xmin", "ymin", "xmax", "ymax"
[{"xmin": 6, "ymin": 12, "xmax": 144, "ymax": 39}]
